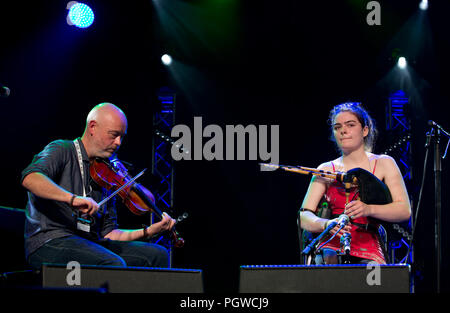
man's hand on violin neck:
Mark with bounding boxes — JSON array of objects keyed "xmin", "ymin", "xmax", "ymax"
[
  {"xmin": 161, "ymin": 212, "xmax": 176, "ymax": 230},
  {"xmin": 146, "ymin": 212, "xmax": 176, "ymax": 236},
  {"xmin": 72, "ymin": 196, "xmax": 99, "ymax": 216}
]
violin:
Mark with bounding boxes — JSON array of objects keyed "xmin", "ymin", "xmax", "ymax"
[{"xmin": 89, "ymin": 158, "xmax": 185, "ymax": 248}]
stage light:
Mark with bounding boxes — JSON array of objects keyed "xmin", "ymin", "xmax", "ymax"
[
  {"xmin": 67, "ymin": 2, "xmax": 95, "ymax": 28},
  {"xmin": 161, "ymin": 54, "xmax": 172, "ymax": 66},
  {"xmin": 419, "ymin": 0, "xmax": 428, "ymax": 11},
  {"xmin": 397, "ymin": 57, "xmax": 407, "ymax": 69}
]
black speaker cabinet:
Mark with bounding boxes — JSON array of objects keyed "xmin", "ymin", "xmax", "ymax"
[
  {"xmin": 41, "ymin": 264, "xmax": 204, "ymax": 293},
  {"xmin": 239, "ymin": 264, "xmax": 411, "ymax": 293}
]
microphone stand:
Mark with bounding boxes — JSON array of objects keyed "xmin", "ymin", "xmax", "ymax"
[
  {"xmin": 302, "ymin": 220, "xmax": 338, "ymax": 257},
  {"xmin": 339, "ymin": 232, "xmax": 352, "ymax": 264},
  {"xmin": 428, "ymin": 121, "xmax": 450, "ymax": 293},
  {"xmin": 433, "ymin": 128, "xmax": 441, "ymax": 294}
]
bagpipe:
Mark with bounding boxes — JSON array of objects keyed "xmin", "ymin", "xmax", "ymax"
[
  {"xmin": 261, "ymin": 163, "xmax": 392, "ymax": 205},
  {"xmin": 260, "ymin": 163, "xmax": 393, "ymax": 262}
]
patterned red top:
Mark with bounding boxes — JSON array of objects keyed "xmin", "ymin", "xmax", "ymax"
[{"xmin": 320, "ymin": 161, "xmax": 386, "ymax": 264}]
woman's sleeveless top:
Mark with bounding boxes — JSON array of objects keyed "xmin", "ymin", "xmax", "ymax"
[{"xmin": 321, "ymin": 160, "xmax": 386, "ymax": 264}]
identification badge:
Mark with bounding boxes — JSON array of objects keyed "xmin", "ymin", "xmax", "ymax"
[{"xmin": 76, "ymin": 216, "xmax": 91, "ymax": 233}]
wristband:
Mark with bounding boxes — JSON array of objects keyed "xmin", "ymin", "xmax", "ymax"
[
  {"xmin": 142, "ymin": 224, "xmax": 148, "ymax": 239},
  {"xmin": 70, "ymin": 194, "xmax": 77, "ymax": 207}
]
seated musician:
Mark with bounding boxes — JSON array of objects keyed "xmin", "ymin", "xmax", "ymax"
[
  {"xmin": 299, "ymin": 102, "xmax": 411, "ymax": 264},
  {"xmin": 21, "ymin": 102, "xmax": 176, "ymax": 270}
]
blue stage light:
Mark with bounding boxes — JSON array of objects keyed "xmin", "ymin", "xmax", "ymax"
[{"xmin": 67, "ymin": 2, "xmax": 95, "ymax": 28}]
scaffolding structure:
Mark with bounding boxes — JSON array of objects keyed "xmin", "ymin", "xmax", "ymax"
[
  {"xmin": 384, "ymin": 90, "xmax": 414, "ymax": 264},
  {"xmin": 151, "ymin": 87, "xmax": 176, "ymax": 266}
]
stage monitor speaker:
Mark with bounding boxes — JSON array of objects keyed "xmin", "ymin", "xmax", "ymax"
[
  {"xmin": 42, "ymin": 264, "xmax": 204, "ymax": 293},
  {"xmin": 239, "ymin": 264, "xmax": 411, "ymax": 293}
]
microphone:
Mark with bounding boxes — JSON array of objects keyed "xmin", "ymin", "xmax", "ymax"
[
  {"xmin": 301, "ymin": 214, "xmax": 350, "ymax": 256},
  {"xmin": 302, "ymin": 215, "xmax": 344, "ymax": 256},
  {"xmin": 429, "ymin": 120, "xmax": 441, "ymax": 129},
  {"xmin": 340, "ymin": 232, "xmax": 352, "ymax": 255},
  {"xmin": 337, "ymin": 214, "xmax": 350, "ymax": 227},
  {"xmin": 0, "ymin": 84, "xmax": 10, "ymax": 98},
  {"xmin": 428, "ymin": 120, "xmax": 450, "ymax": 137}
]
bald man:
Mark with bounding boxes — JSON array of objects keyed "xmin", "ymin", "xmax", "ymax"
[{"xmin": 22, "ymin": 103, "xmax": 176, "ymax": 270}]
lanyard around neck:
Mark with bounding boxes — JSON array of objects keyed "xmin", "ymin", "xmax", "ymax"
[{"xmin": 73, "ymin": 139, "xmax": 87, "ymax": 197}]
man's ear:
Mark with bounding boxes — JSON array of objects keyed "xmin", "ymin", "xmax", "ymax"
[{"xmin": 88, "ymin": 120, "xmax": 97, "ymax": 136}]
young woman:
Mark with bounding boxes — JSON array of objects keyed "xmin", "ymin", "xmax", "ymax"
[{"xmin": 299, "ymin": 102, "xmax": 411, "ymax": 264}]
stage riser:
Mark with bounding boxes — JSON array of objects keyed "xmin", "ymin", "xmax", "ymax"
[
  {"xmin": 239, "ymin": 265, "xmax": 411, "ymax": 293},
  {"xmin": 42, "ymin": 265, "xmax": 204, "ymax": 293}
]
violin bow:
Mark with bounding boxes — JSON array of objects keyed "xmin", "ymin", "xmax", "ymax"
[{"xmin": 97, "ymin": 168, "xmax": 147, "ymax": 208}]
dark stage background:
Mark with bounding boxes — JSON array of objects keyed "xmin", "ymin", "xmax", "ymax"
[{"xmin": 1, "ymin": 0, "xmax": 449, "ymax": 293}]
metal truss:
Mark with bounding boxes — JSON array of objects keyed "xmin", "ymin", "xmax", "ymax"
[
  {"xmin": 384, "ymin": 90, "xmax": 413, "ymax": 265},
  {"xmin": 151, "ymin": 87, "xmax": 176, "ymax": 266}
]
